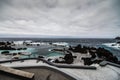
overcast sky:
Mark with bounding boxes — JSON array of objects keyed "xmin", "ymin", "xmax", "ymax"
[{"xmin": 0, "ymin": 0, "xmax": 120, "ymax": 38}]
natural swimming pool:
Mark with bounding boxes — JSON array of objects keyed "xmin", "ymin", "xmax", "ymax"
[
  {"xmin": 0, "ymin": 48, "xmax": 35, "ymax": 54},
  {"xmin": 0, "ymin": 47, "xmax": 65, "ymax": 59}
]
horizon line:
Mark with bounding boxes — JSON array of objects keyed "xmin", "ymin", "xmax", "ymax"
[{"xmin": 0, "ymin": 37, "xmax": 114, "ymax": 39}]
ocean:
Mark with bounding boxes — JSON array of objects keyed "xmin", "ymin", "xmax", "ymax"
[
  {"xmin": 0, "ymin": 38, "xmax": 119, "ymax": 60},
  {"xmin": 0, "ymin": 38, "xmax": 115, "ymax": 47}
]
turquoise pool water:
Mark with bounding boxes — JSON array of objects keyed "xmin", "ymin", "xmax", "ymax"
[
  {"xmin": 0, "ymin": 47, "xmax": 65, "ymax": 59},
  {"xmin": 0, "ymin": 48, "xmax": 37, "ymax": 58},
  {"xmin": 46, "ymin": 52, "xmax": 64, "ymax": 57},
  {"xmin": 0, "ymin": 48, "xmax": 35, "ymax": 54}
]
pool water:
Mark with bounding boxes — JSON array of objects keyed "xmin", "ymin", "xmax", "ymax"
[
  {"xmin": 0, "ymin": 47, "xmax": 65, "ymax": 59},
  {"xmin": 0, "ymin": 48, "xmax": 37, "ymax": 58},
  {"xmin": 46, "ymin": 52, "xmax": 64, "ymax": 57},
  {"xmin": 0, "ymin": 48, "xmax": 35, "ymax": 54}
]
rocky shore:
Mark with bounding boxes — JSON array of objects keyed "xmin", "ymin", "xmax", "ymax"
[{"xmin": 68, "ymin": 44, "xmax": 120, "ymax": 65}]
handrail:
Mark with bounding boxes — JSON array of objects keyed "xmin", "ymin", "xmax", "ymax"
[{"xmin": 99, "ymin": 61, "xmax": 120, "ymax": 68}]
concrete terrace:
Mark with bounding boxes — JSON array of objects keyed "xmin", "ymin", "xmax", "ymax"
[{"xmin": 0, "ymin": 58, "xmax": 120, "ymax": 80}]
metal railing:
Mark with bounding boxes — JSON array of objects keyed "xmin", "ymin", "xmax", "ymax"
[{"xmin": 0, "ymin": 58, "xmax": 97, "ymax": 70}]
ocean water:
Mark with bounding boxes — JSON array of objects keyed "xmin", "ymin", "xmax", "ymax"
[
  {"xmin": 0, "ymin": 38, "xmax": 119, "ymax": 60},
  {"xmin": 0, "ymin": 38, "xmax": 115, "ymax": 47},
  {"xmin": 101, "ymin": 45, "xmax": 120, "ymax": 61}
]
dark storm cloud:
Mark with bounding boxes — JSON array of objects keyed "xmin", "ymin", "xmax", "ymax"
[{"xmin": 0, "ymin": 0, "xmax": 119, "ymax": 38}]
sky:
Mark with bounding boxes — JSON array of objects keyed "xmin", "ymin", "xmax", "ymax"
[{"xmin": 0, "ymin": 0, "xmax": 120, "ymax": 38}]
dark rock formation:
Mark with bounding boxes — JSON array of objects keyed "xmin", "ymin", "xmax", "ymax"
[
  {"xmin": 0, "ymin": 46, "xmax": 16, "ymax": 50},
  {"xmin": 54, "ymin": 53, "xmax": 74, "ymax": 64},
  {"xmin": 115, "ymin": 36, "xmax": 120, "ymax": 40},
  {"xmin": 69, "ymin": 44, "xmax": 87, "ymax": 53},
  {"xmin": 64, "ymin": 53, "xmax": 74, "ymax": 64},
  {"xmin": 1, "ymin": 51, "xmax": 10, "ymax": 55},
  {"xmin": 69, "ymin": 44, "xmax": 119, "ymax": 65}
]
